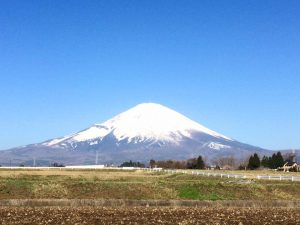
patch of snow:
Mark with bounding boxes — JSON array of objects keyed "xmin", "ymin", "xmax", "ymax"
[
  {"xmin": 89, "ymin": 140, "xmax": 98, "ymax": 146},
  {"xmin": 207, "ymin": 142, "xmax": 231, "ymax": 150},
  {"xmin": 43, "ymin": 136, "xmax": 72, "ymax": 147},
  {"xmin": 72, "ymin": 126, "xmax": 110, "ymax": 142}
]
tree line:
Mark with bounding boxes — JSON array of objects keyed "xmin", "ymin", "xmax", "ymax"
[
  {"xmin": 120, "ymin": 160, "xmax": 145, "ymax": 168},
  {"xmin": 247, "ymin": 152, "xmax": 285, "ymax": 170},
  {"xmin": 119, "ymin": 156, "xmax": 206, "ymax": 169},
  {"xmin": 120, "ymin": 151, "xmax": 291, "ymax": 171},
  {"xmin": 149, "ymin": 156, "xmax": 205, "ymax": 169}
]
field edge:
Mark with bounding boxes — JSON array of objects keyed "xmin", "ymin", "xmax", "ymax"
[{"xmin": 1, "ymin": 199, "xmax": 300, "ymax": 208}]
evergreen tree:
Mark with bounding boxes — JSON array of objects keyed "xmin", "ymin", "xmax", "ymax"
[
  {"xmin": 149, "ymin": 159, "xmax": 156, "ymax": 168},
  {"xmin": 261, "ymin": 156, "xmax": 270, "ymax": 168},
  {"xmin": 248, "ymin": 156, "xmax": 254, "ymax": 170},
  {"xmin": 253, "ymin": 153, "xmax": 260, "ymax": 169},
  {"xmin": 268, "ymin": 152, "xmax": 284, "ymax": 169},
  {"xmin": 248, "ymin": 153, "xmax": 260, "ymax": 170},
  {"xmin": 269, "ymin": 153, "xmax": 277, "ymax": 169},
  {"xmin": 196, "ymin": 156, "xmax": 205, "ymax": 169},
  {"xmin": 276, "ymin": 152, "xmax": 284, "ymax": 168}
]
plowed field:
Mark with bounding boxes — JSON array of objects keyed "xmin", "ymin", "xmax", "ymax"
[{"xmin": 0, "ymin": 207, "xmax": 299, "ymax": 225}]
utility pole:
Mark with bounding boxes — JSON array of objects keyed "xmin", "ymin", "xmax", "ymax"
[{"xmin": 95, "ymin": 151, "xmax": 98, "ymax": 165}]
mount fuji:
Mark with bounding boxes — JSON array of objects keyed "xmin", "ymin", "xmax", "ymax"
[{"xmin": 0, "ymin": 103, "xmax": 269, "ymax": 165}]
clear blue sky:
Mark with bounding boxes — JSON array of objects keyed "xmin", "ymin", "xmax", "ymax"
[{"xmin": 1, "ymin": 0, "xmax": 299, "ymax": 150}]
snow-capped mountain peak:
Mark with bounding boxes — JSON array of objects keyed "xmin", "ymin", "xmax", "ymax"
[{"xmin": 44, "ymin": 103, "xmax": 231, "ymax": 147}]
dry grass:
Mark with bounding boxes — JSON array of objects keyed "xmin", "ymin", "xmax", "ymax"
[
  {"xmin": 0, "ymin": 170, "xmax": 299, "ymax": 201},
  {"xmin": 1, "ymin": 168, "xmax": 298, "ymax": 178},
  {"xmin": 32, "ymin": 183, "xmax": 69, "ymax": 198},
  {"xmin": 0, "ymin": 169, "xmax": 157, "ymax": 179}
]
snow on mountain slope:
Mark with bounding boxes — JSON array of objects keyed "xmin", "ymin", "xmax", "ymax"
[
  {"xmin": 44, "ymin": 103, "xmax": 232, "ymax": 147},
  {"xmin": 205, "ymin": 142, "xmax": 231, "ymax": 150}
]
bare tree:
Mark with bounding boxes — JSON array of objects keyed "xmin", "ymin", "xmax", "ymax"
[{"xmin": 213, "ymin": 156, "xmax": 237, "ymax": 170}]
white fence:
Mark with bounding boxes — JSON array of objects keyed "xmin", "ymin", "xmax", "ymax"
[
  {"xmin": 257, "ymin": 175, "xmax": 300, "ymax": 182},
  {"xmin": 145, "ymin": 168, "xmax": 300, "ymax": 182},
  {"xmin": 191, "ymin": 171, "xmax": 247, "ymax": 179},
  {"xmin": 146, "ymin": 168, "xmax": 247, "ymax": 179}
]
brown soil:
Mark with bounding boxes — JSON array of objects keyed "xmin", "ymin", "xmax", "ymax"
[{"xmin": 0, "ymin": 207, "xmax": 299, "ymax": 225}]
